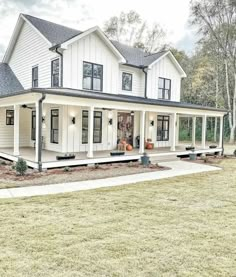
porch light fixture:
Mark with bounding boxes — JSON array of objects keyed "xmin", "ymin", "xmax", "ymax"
[
  {"xmin": 72, "ymin": 117, "xmax": 76, "ymax": 124},
  {"xmin": 150, "ymin": 120, "xmax": 154, "ymax": 126},
  {"xmin": 108, "ymin": 118, "xmax": 113, "ymax": 125},
  {"xmin": 130, "ymin": 111, "xmax": 134, "ymax": 116},
  {"xmin": 42, "ymin": 116, "xmax": 45, "ymax": 123}
]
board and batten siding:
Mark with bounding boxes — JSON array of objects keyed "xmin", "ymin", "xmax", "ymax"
[
  {"xmin": 8, "ymin": 21, "xmax": 58, "ymax": 89},
  {"xmin": 147, "ymin": 55, "xmax": 181, "ymax": 102},
  {"xmin": 118, "ymin": 65, "xmax": 145, "ymax": 97},
  {"xmin": 63, "ymin": 33, "xmax": 119, "ymax": 94}
]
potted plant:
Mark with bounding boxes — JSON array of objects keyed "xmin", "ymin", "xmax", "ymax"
[
  {"xmin": 209, "ymin": 145, "xmax": 217, "ymax": 149},
  {"xmin": 186, "ymin": 146, "xmax": 195, "ymax": 151},
  {"xmin": 141, "ymin": 152, "xmax": 150, "ymax": 166},
  {"xmin": 189, "ymin": 149, "xmax": 197, "ymax": 161}
]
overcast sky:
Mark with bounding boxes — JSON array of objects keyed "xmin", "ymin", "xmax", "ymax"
[{"xmin": 0, "ymin": 0, "xmax": 198, "ymax": 61}]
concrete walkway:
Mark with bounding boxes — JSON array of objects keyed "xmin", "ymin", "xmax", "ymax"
[{"xmin": 0, "ymin": 161, "xmax": 221, "ymax": 199}]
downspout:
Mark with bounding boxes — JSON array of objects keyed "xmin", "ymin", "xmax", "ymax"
[
  {"xmin": 38, "ymin": 93, "xmax": 46, "ymax": 172},
  {"xmin": 55, "ymin": 47, "xmax": 63, "ymax": 87},
  {"xmin": 142, "ymin": 66, "xmax": 148, "ymax": 98}
]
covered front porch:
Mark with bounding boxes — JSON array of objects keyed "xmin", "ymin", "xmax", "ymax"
[
  {"xmin": 0, "ymin": 144, "xmax": 223, "ymax": 169},
  {"xmin": 0, "ymin": 90, "xmax": 226, "ymax": 170}
]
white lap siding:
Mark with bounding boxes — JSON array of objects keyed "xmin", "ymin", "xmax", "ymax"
[
  {"xmin": 8, "ymin": 22, "xmax": 58, "ymax": 89},
  {"xmin": 0, "ymin": 107, "xmax": 31, "ymax": 148}
]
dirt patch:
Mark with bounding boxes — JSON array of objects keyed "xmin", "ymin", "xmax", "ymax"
[{"xmin": 0, "ymin": 160, "xmax": 169, "ymax": 189}]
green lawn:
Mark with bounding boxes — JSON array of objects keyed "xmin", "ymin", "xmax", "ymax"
[{"xmin": 0, "ymin": 159, "xmax": 236, "ymax": 276}]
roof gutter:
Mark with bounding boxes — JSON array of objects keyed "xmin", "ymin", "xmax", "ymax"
[
  {"xmin": 55, "ymin": 47, "xmax": 63, "ymax": 87},
  {"xmin": 37, "ymin": 93, "xmax": 46, "ymax": 172},
  {"xmin": 141, "ymin": 66, "xmax": 148, "ymax": 98}
]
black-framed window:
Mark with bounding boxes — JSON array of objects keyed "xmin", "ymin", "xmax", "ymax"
[
  {"xmin": 82, "ymin": 110, "xmax": 102, "ymax": 144},
  {"xmin": 83, "ymin": 62, "xmax": 103, "ymax": 91},
  {"xmin": 157, "ymin": 115, "xmax": 169, "ymax": 141},
  {"xmin": 158, "ymin": 77, "xmax": 171, "ymax": 100},
  {"xmin": 50, "ymin": 109, "xmax": 59, "ymax": 144},
  {"xmin": 31, "ymin": 111, "xmax": 36, "ymax": 140},
  {"xmin": 6, "ymin": 110, "xmax": 14, "ymax": 125},
  {"xmin": 51, "ymin": 59, "xmax": 60, "ymax": 87},
  {"xmin": 122, "ymin": 72, "xmax": 132, "ymax": 91},
  {"xmin": 32, "ymin": 66, "xmax": 38, "ymax": 88}
]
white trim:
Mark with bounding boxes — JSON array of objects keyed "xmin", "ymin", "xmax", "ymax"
[
  {"xmin": 148, "ymin": 51, "xmax": 187, "ymax": 78},
  {"xmin": 61, "ymin": 26, "xmax": 126, "ymax": 63}
]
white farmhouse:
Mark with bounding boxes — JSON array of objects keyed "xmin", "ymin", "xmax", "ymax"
[{"xmin": 0, "ymin": 14, "xmax": 226, "ymax": 170}]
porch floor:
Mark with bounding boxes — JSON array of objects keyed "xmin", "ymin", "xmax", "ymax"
[{"xmin": 0, "ymin": 143, "xmax": 222, "ymax": 170}]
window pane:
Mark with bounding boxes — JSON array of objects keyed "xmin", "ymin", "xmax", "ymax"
[
  {"xmin": 52, "ymin": 59, "xmax": 59, "ymax": 74},
  {"xmin": 93, "ymin": 64, "xmax": 102, "ymax": 78},
  {"xmin": 158, "ymin": 78, "xmax": 164, "ymax": 88},
  {"xmin": 83, "ymin": 77, "xmax": 92, "ymax": 90},
  {"xmin": 158, "ymin": 89, "xmax": 163, "ymax": 99},
  {"xmin": 165, "ymin": 79, "xmax": 171, "ymax": 89},
  {"xmin": 165, "ymin": 89, "xmax": 169, "ymax": 99},
  {"xmin": 83, "ymin": 62, "xmax": 92, "ymax": 76},
  {"xmin": 93, "ymin": 78, "xmax": 101, "ymax": 91},
  {"xmin": 122, "ymin": 73, "xmax": 132, "ymax": 90}
]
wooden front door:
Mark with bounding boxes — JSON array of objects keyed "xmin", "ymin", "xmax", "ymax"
[{"xmin": 117, "ymin": 112, "xmax": 134, "ymax": 145}]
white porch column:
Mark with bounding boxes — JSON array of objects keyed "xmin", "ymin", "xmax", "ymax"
[
  {"xmin": 219, "ymin": 116, "xmax": 223, "ymax": 148},
  {"xmin": 171, "ymin": 113, "xmax": 177, "ymax": 151},
  {"xmin": 175, "ymin": 114, "xmax": 179, "ymax": 146},
  {"xmin": 192, "ymin": 116, "xmax": 196, "ymax": 147},
  {"xmin": 201, "ymin": 114, "xmax": 207, "ymax": 149},
  {"xmin": 139, "ymin": 110, "xmax": 146, "ymax": 154},
  {"xmin": 35, "ymin": 102, "xmax": 39, "ymax": 162},
  {"xmin": 87, "ymin": 106, "xmax": 94, "ymax": 158},
  {"xmin": 13, "ymin": 104, "xmax": 20, "ymax": 156}
]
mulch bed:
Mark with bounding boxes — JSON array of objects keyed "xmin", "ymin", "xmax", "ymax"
[{"xmin": 0, "ymin": 160, "xmax": 170, "ymax": 189}]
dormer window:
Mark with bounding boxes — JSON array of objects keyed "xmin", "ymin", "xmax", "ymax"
[
  {"xmin": 158, "ymin": 77, "xmax": 171, "ymax": 100},
  {"xmin": 51, "ymin": 59, "xmax": 60, "ymax": 87},
  {"xmin": 122, "ymin": 72, "xmax": 132, "ymax": 91},
  {"xmin": 32, "ymin": 66, "xmax": 38, "ymax": 88},
  {"xmin": 83, "ymin": 62, "xmax": 103, "ymax": 91}
]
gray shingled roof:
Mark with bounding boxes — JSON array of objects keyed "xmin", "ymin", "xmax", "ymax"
[
  {"xmin": 22, "ymin": 14, "xmax": 82, "ymax": 45},
  {"xmin": 0, "ymin": 63, "xmax": 23, "ymax": 96},
  {"xmin": 111, "ymin": 40, "xmax": 167, "ymax": 67},
  {"xmin": 22, "ymin": 14, "xmax": 166, "ymax": 66}
]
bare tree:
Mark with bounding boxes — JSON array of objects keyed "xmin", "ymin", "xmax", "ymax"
[
  {"xmin": 104, "ymin": 10, "xmax": 166, "ymax": 53},
  {"xmin": 190, "ymin": 0, "xmax": 236, "ymax": 142}
]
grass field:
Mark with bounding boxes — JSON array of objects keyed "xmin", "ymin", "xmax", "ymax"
[{"xmin": 0, "ymin": 159, "xmax": 236, "ymax": 276}]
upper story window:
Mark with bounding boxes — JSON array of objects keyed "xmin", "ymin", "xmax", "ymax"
[
  {"xmin": 158, "ymin": 77, "xmax": 171, "ymax": 100},
  {"xmin": 83, "ymin": 62, "xmax": 103, "ymax": 91},
  {"xmin": 6, "ymin": 110, "xmax": 14, "ymax": 125},
  {"xmin": 122, "ymin": 72, "xmax": 132, "ymax": 91},
  {"xmin": 32, "ymin": 66, "xmax": 38, "ymax": 88},
  {"xmin": 51, "ymin": 59, "xmax": 60, "ymax": 87}
]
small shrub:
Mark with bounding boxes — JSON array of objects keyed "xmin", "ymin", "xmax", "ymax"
[
  {"xmin": 0, "ymin": 160, "xmax": 7, "ymax": 166},
  {"xmin": 63, "ymin": 166, "xmax": 71, "ymax": 172},
  {"xmin": 94, "ymin": 163, "xmax": 100, "ymax": 169},
  {"xmin": 11, "ymin": 164, "xmax": 16, "ymax": 170},
  {"xmin": 15, "ymin": 158, "xmax": 28, "ymax": 176}
]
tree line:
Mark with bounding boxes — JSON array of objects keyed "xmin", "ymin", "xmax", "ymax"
[{"xmin": 103, "ymin": 0, "xmax": 236, "ymax": 142}]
